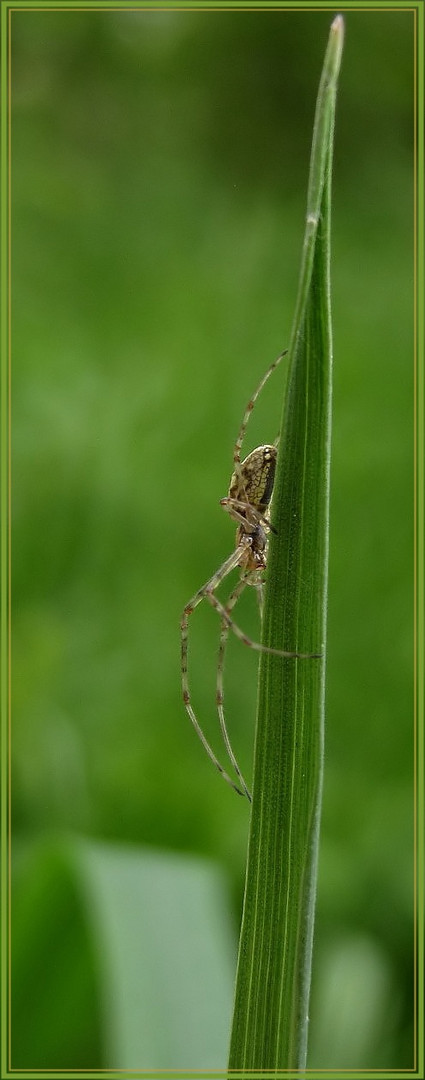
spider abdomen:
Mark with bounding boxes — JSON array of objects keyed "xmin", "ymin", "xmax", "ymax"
[{"xmin": 229, "ymin": 444, "xmax": 277, "ymax": 514}]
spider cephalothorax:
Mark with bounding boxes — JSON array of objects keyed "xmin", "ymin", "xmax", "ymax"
[{"xmin": 181, "ymin": 350, "xmax": 317, "ymax": 802}]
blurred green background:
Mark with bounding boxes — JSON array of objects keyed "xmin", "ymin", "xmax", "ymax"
[{"xmin": 10, "ymin": 5, "xmax": 415, "ymax": 1072}]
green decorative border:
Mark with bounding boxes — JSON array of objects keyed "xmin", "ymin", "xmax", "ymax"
[
  {"xmin": 1, "ymin": 4, "xmax": 11, "ymax": 1079},
  {"xmin": 0, "ymin": 2, "xmax": 423, "ymax": 1078}
]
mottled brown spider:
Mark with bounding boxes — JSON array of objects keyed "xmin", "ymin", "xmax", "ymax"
[{"xmin": 180, "ymin": 350, "xmax": 314, "ymax": 801}]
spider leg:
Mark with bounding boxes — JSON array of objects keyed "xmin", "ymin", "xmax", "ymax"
[
  {"xmin": 220, "ymin": 497, "xmax": 276, "ymax": 534},
  {"xmin": 181, "ymin": 544, "xmax": 250, "ymax": 797},
  {"xmin": 205, "ymin": 589, "xmax": 320, "ymax": 659},
  {"xmin": 216, "ymin": 577, "xmax": 252, "ymax": 802},
  {"xmin": 182, "ymin": 546, "xmax": 245, "ymax": 621},
  {"xmin": 254, "ymin": 576, "xmax": 265, "ymax": 621},
  {"xmin": 232, "ymin": 349, "xmax": 288, "ymax": 500},
  {"xmin": 181, "ymin": 686, "xmax": 246, "ymax": 798}
]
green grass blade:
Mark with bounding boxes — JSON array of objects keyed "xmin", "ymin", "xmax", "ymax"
[{"xmin": 228, "ymin": 16, "xmax": 344, "ymax": 1073}]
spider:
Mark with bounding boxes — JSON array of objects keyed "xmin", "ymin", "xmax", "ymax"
[{"xmin": 180, "ymin": 349, "xmax": 317, "ymax": 802}]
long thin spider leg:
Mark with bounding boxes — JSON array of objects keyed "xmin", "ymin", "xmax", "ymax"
[
  {"xmin": 232, "ymin": 349, "xmax": 288, "ymax": 502},
  {"xmin": 182, "ymin": 546, "xmax": 245, "ymax": 618},
  {"xmin": 234, "ymin": 349, "xmax": 288, "ymax": 466},
  {"xmin": 205, "ymin": 590, "xmax": 321, "ymax": 659},
  {"xmin": 220, "ymin": 497, "xmax": 276, "ymax": 534},
  {"xmin": 254, "ymin": 577, "xmax": 265, "ymax": 621},
  {"xmin": 181, "ymin": 544, "xmax": 250, "ymax": 797},
  {"xmin": 181, "ymin": 666, "xmax": 245, "ymax": 797},
  {"xmin": 216, "ymin": 578, "xmax": 252, "ymax": 802}
]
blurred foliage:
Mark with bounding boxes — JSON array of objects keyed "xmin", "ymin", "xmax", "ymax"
[
  {"xmin": 12, "ymin": 837, "xmax": 235, "ymax": 1069},
  {"xmin": 9, "ymin": 6, "xmax": 414, "ymax": 1071}
]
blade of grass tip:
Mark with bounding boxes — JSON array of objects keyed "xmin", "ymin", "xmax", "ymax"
[{"xmin": 228, "ymin": 15, "xmax": 344, "ymax": 1074}]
